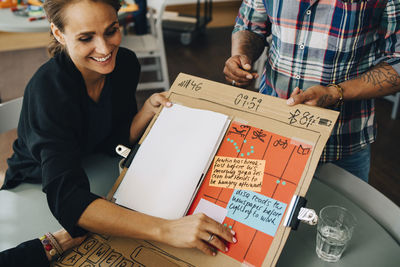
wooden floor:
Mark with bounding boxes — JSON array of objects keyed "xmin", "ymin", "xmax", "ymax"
[{"xmin": 0, "ymin": 1, "xmax": 399, "ymax": 206}]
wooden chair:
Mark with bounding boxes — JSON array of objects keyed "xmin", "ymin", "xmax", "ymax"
[
  {"xmin": 0, "ymin": 97, "xmax": 22, "ymax": 186},
  {"xmin": 384, "ymin": 92, "xmax": 400, "ymax": 120},
  {"xmin": 0, "ymin": 97, "xmax": 22, "ymax": 134}
]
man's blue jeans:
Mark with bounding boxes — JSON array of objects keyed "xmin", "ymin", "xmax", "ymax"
[{"xmin": 321, "ymin": 145, "xmax": 371, "ymax": 183}]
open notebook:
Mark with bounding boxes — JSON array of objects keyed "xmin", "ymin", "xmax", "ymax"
[{"xmin": 113, "ymin": 104, "xmax": 231, "ymax": 219}]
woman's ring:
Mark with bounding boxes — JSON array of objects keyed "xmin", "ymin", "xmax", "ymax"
[
  {"xmin": 232, "ymin": 80, "xmax": 236, "ymax": 86},
  {"xmin": 208, "ymin": 234, "xmax": 214, "ymax": 242}
]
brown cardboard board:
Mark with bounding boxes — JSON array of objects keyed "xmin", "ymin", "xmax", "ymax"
[{"xmin": 53, "ymin": 73, "xmax": 339, "ymax": 267}]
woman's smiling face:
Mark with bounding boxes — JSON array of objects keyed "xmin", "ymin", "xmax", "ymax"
[{"xmin": 53, "ymin": 0, "xmax": 122, "ymax": 79}]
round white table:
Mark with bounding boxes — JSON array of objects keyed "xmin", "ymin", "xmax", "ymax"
[
  {"xmin": 0, "ymin": 155, "xmax": 399, "ymax": 266},
  {"xmin": 277, "ymin": 166, "xmax": 400, "ymax": 266},
  {"xmin": 0, "ymin": 8, "xmax": 137, "ymax": 33},
  {"xmin": 0, "ymin": 154, "xmax": 120, "ymax": 251},
  {"xmin": 0, "ymin": 8, "xmax": 49, "ymax": 32}
]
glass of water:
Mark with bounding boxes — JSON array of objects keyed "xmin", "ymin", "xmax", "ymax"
[{"xmin": 316, "ymin": 205, "xmax": 357, "ymax": 262}]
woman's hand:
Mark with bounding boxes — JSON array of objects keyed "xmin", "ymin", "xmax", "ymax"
[
  {"xmin": 286, "ymin": 86, "xmax": 339, "ymax": 107},
  {"xmin": 223, "ymin": 55, "xmax": 258, "ymax": 88},
  {"xmin": 43, "ymin": 229, "xmax": 86, "ymax": 261},
  {"xmin": 52, "ymin": 229, "xmax": 86, "ymax": 253},
  {"xmin": 142, "ymin": 92, "xmax": 172, "ymax": 116},
  {"xmin": 130, "ymin": 93, "xmax": 172, "ymax": 143},
  {"xmin": 160, "ymin": 213, "xmax": 237, "ymax": 256}
]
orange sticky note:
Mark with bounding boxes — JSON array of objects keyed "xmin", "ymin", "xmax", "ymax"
[{"xmin": 209, "ymin": 156, "xmax": 265, "ymax": 192}]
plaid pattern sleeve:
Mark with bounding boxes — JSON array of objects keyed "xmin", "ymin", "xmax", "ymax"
[
  {"xmin": 233, "ymin": 0, "xmax": 271, "ymax": 41},
  {"xmin": 374, "ymin": 0, "xmax": 400, "ymax": 75},
  {"xmin": 232, "ymin": 0, "xmax": 400, "ymax": 162}
]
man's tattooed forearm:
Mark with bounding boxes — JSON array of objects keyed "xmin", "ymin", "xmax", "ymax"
[
  {"xmin": 360, "ymin": 63, "xmax": 400, "ymax": 91},
  {"xmin": 317, "ymin": 94, "xmax": 333, "ymax": 107}
]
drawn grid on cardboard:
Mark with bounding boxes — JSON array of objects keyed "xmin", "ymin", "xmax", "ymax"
[{"xmin": 187, "ymin": 122, "xmax": 312, "ymax": 267}]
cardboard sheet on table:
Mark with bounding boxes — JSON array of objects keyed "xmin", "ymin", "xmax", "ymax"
[{"xmin": 55, "ymin": 73, "xmax": 339, "ymax": 267}]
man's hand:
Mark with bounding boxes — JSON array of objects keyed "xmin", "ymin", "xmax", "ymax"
[
  {"xmin": 287, "ymin": 63, "xmax": 400, "ymax": 108},
  {"xmin": 223, "ymin": 55, "xmax": 259, "ymax": 87},
  {"xmin": 286, "ymin": 86, "xmax": 340, "ymax": 107}
]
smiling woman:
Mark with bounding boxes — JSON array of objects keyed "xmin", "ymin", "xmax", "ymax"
[
  {"xmin": 47, "ymin": 0, "xmax": 122, "ymax": 101},
  {"xmin": 0, "ymin": 0, "xmax": 236, "ymax": 266}
]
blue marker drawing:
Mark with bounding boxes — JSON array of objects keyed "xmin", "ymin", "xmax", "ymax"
[
  {"xmin": 226, "ymin": 190, "xmax": 287, "ymax": 237},
  {"xmin": 227, "ymin": 138, "xmax": 255, "ymax": 156}
]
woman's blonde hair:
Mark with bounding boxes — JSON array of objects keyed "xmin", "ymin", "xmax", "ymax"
[{"xmin": 43, "ymin": 0, "xmax": 121, "ymax": 57}]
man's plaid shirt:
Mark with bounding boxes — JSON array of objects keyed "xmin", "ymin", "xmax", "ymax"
[{"xmin": 234, "ymin": 0, "xmax": 400, "ymax": 162}]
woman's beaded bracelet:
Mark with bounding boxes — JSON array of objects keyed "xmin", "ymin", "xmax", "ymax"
[
  {"xmin": 39, "ymin": 233, "xmax": 61, "ymax": 261},
  {"xmin": 46, "ymin": 232, "xmax": 63, "ymax": 256}
]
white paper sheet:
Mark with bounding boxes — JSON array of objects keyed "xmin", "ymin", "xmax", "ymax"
[
  {"xmin": 114, "ymin": 104, "xmax": 230, "ymax": 219},
  {"xmin": 193, "ymin": 198, "xmax": 228, "ymax": 224}
]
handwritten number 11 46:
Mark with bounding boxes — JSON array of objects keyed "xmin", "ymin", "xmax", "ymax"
[
  {"xmin": 234, "ymin": 94, "xmax": 262, "ymax": 111},
  {"xmin": 177, "ymin": 79, "xmax": 202, "ymax": 91}
]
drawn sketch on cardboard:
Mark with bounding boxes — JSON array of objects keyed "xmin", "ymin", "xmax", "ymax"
[{"xmin": 54, "ymin": 234, "xmax": 195, "ymax": 267}]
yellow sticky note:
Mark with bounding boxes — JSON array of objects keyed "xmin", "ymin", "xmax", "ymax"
[{"xmin": 209, "ymin": 156, "xmax": 265, "ymax": 192}]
